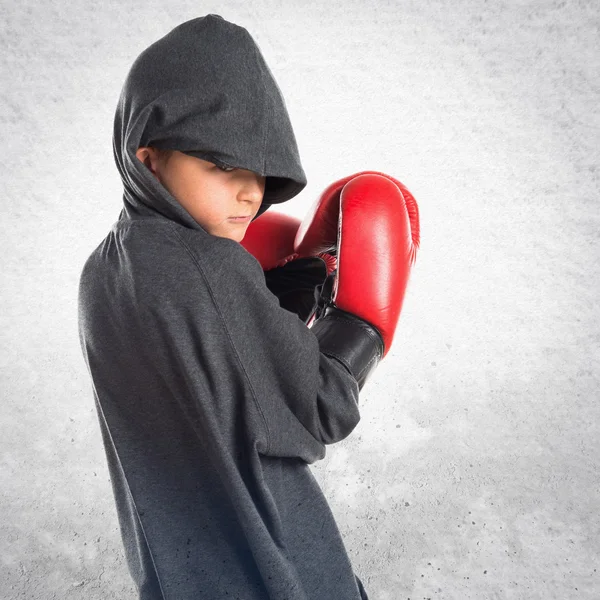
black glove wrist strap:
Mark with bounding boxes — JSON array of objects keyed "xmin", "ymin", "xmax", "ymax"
[{"xmin": 310, "ymin": 305, "xmax": 385, "ymax": 391}]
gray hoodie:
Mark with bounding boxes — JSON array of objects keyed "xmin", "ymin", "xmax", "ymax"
[{"xmin": 78, "ymin": 14, "xmax": 368, "ymax": 600}]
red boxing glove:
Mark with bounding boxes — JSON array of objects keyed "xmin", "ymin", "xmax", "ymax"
[
  {"xmin": 241, "ymin": 212, "xmax": 337, "ymax": 322},
  {"xmin": 294, "ymin": 171, "xmax": 420, "ymax": 389},
  {"xmin": 241, "ymin": 211, "xmax": 337, "ymax": 273},
  {"xmin": 240, "ymin": 211, "xmax": 300, "ymax": 271}
]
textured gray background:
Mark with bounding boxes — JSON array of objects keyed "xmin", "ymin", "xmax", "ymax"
[{"xmin": 1, "ymin": 1, "xmax": 599, "ymax": 599}]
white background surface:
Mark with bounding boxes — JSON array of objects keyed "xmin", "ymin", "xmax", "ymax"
[{"xmin": 1, "ymin": 1, "xmax": 599, "ymax": 598}]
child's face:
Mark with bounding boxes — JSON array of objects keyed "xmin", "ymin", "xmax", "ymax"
[{"xmin": 136, "ymin": 148, "xmax": 265, "ymax": 242}]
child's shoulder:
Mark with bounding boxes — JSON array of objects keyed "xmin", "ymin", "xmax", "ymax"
[
  {"xmin": 110, "ymin": 219, "xmax": 262, "ymax": 291},
  {"xmin": 172, "ymin": 223, "xmax": 262, "ymax": 274}
]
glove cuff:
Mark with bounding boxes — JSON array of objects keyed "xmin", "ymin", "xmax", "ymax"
[{"xmin": 310, "ymin": 305, "xmax": 384, "ymax": 391}]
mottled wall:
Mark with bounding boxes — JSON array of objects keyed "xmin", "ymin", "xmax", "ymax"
[{"xmin": 1, "ymin": 1, "xmax": 599, "ymax": 598}]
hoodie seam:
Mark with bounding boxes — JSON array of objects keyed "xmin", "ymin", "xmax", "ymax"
[
  {"xmin": 261, "ymin": 108, "xmax": 269, "ymax": 176},
  {"xmin": 170, "ymin": 225, "xmax": 272, "ymax": 456},
  {"xmin": 260, "ymin": 53, "xmax": 269, "ymax": 176}
]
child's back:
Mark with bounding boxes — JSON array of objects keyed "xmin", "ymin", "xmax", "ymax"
[{"xmin": 78, "ymin": 14, "xmax": 367, "ymax": 600}]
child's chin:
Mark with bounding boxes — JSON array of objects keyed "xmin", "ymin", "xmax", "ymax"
[{"xmin": 215, "ymin": 230, "xmax": 245, "ymax": 242}]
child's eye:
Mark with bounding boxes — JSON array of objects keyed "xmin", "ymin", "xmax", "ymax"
[{"xmin": 217, "ymin": 165, "xmax": 236, "ymax": 172}]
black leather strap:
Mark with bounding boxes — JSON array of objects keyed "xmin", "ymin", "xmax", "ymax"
[{"xmin": 310, "ymin": 305, "xmax": 384, "ymax": 391}]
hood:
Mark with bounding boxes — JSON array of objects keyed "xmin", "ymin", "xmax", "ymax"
[{"xmin": 112, "ymin": 14, "xmax": 307, "ymax": 229}]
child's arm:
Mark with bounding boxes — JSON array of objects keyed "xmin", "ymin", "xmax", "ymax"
[{"xmin": 172, "ymin": 228, "xmax": 363, "ymax": 464}]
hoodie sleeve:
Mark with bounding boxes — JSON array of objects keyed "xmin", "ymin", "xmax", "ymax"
[{"xmin": 174, "ymin": 227, "xmax": 361, "ymax": 464}]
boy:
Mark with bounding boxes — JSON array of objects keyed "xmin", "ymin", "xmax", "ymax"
[{"xmin": 78, "ymin": 14, "xmax": 413, "ymax": 599}]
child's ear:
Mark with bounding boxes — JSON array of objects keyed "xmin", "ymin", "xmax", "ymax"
[{"xmin": 135, "ymin": 146, "xmax": 161, "ymax": 181}]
